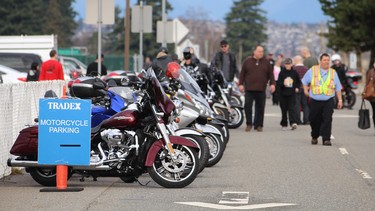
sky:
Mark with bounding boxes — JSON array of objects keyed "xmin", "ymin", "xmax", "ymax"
[{"xmin": 74, "ymin": 0, "xmax": 328, "ymax": 24}]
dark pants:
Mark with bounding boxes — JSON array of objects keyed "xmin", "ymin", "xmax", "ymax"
[
  {"xmin": 279, "ymin": 95, "xmax": 297, "ymax": 127},
  {"xmin": 309, "ymin": 98, "xmax": 335, "ymax": 141},
  {"xmin": 272, "ymin": 83, "xmax": 278, "ymax": 105},
  {"xmin": 295, "ymin": 90, "xmax": 310, "ymax": 124},
  {"xmin": 245, "ymin": 91, "xmax": 266, "ymax": 128},
  {"xmin": 370, "ymin": 101, "xmax": 375, "ymax": 127}
]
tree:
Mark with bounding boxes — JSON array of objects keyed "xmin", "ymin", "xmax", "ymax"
[
  {"xmin": 224, "ymin": 0, "xmax": 268, "ymax": 62},
  {"xmin": 105, "ymin": 0, "xmax": 173, "ymax": 59},
  {"xmin": 0, "ymin": 0, "xmax": 77, "ymax": 47},
  {"xmin": 319, "ymin": 0, "xmax": 375, "ymax": 70}
]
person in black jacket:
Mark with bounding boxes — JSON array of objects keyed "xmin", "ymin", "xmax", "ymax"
[
  {"xmin": 26, "ymin": 62, "xmax": 40, "ymax": 82},
  {"xmin": 151, "ymin": 46, "xmax": 172, "ymax": 82},
  {"xmin": 277, "ymin": 58, "xmax": 301, "ymax": 130},
  {"xmin": 211, "ymin": 40, "xmax": 239, "ymax": 83},
  {"xmin": 87, "ymin": 54, "xmax": 107, "ymax": 76}
]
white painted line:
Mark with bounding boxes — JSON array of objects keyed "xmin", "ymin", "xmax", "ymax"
[
  {"xmin": 356, "ymin": 169, "xmax": 373, "ymax": 179},
  {"xmin": 219, "ymin": 191, "xmax": 249, "ymax": 204},
  {"xmin": 175, "ymin": 202, "xmax": 296, "ymax": 210},
  {"xmin": 339, "ymin": 148, "xmax": 349, "ymax": 155}
]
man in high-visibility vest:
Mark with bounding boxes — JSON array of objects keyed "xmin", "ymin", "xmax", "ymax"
[{"xmin": 301, "ymin": 53, "xmax": 343, "ymax": 146}]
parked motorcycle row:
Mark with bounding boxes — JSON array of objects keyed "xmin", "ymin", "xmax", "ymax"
[{"xmin": 7, "ymin": 62, "xmax": 245, "ymax": 188}]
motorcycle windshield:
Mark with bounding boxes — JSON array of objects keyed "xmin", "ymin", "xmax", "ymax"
[{"xmin": 178, "ymin": 68, "xmax": 210, "ymax": 108}]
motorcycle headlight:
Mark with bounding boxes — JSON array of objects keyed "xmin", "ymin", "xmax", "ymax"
[{"xmin": 196, "ymin": 101, "xmax": 211, "ymax": 117}]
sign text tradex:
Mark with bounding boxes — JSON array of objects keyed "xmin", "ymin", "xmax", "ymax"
[{"xmin": 47, "ymin": 102, "xmax": 81, "ymax": 110}]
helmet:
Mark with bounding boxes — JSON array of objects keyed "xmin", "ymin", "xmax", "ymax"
[
  {"xmin": 166, "ymin": 62, "xmax": 181, "ymax": 79},
  {"xmin": 331, "ymin": 54, "xmax": 341, "ymax": 61},
  {"xmin": 183, "ymin": 47, "xmax": 192, "ymax": 60}
]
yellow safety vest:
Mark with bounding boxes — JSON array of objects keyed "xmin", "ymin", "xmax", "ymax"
[{"xmin": 310, "ymin": 65, "xmax": 335, "ymax": 95}]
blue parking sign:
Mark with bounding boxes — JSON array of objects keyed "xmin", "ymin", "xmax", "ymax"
[{"xmin": 38, "ymin": 98, "xmax": 91, "ymax": 166}]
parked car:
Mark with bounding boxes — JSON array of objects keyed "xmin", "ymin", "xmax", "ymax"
[
  {"xmin": 59, "ymin": 56, "xmax": 87, "ymax": 75},
  {"xmin": 0, "ymin": 52, "xmax": 42, "ymax": 73},
  {"xmin": 0, "ymin": 64, "xmax": 27, "ymax": 83},
  {"xmin": 62, "ymin": 63, "xmax": 83, "ymax": 80}
]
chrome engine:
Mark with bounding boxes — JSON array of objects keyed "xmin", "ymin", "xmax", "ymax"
[{"xmin": 99, "ymin": 129, "xmax": 138, "ymax": 168}]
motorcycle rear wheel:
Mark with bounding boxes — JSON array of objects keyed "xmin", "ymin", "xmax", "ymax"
[
  {"xmin": 147, "ymin": 144, "xmax": 199, "ymax": 188},
  {"xmin": 29, "ymin": 167, "xmax": 72, "ymax": 187}
]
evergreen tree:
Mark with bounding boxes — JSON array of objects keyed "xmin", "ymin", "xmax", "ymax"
[
  {"xmin": 0, "ymin": 0, "xmax": 77, "ymax": 47},
  {"xmin": 320, "ymin": 0, "xmax": 375, "ymax": 69},
  {"xmin": 224, "ymin": 0, "xmax": 267, "ymax": 62}
]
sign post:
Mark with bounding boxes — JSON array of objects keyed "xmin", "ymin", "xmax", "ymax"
[{"xmin": 38, "ymin": 98, "xmax": 91, "ymax": 192}]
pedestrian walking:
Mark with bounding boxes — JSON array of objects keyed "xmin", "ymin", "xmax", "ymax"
[
  {"xmin": 38, "ymin": 49, "xmax": 64, "ymax": 81},
  {"xmin": 277, "ymin": 58, "xmax": 300, "ymax": 130},
  {"xmin": 301, "ymin": 53, "xmax": 342, "ymax": 146},
  {"xmin": 293, "ymin": 55, "xmax": 310, "ymax": 125},
  {"xmin": 26, "ymin": 62, "xmax": 40, "ymax": 82},
  {"xmin": 239, "ymin": 45, "xmax": 276, "ymax": 132},
  {"xmin": 87, "ymin": 53, "xmax": 108, "ymax": 76},
  {"xmin": 211, "ymin": 40, "xmax": 239, "ymax": 84},
  {"xmin": 363, "ymin": 61, "xmax": 375, "ymax": 134}
]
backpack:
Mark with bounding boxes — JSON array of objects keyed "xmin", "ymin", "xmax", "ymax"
[{"xmin": 362, "ymin": 69, "xmax": 375, "ymax": 100}]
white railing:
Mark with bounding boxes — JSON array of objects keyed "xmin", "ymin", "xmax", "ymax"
[{"xmin": 0, "ymin": 81, "xmax": 64, "ymax": 178}]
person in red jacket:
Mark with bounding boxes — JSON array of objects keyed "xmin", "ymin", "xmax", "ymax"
[{"xmin": 39, "ymin": 49, "xmax": 64, "ymax": 81}]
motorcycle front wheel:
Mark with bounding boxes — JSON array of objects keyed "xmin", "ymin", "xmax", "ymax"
[
  {"xmin": 181, "ymin": 134, "xmax": 209, "ymax": 173},
  {"xmin": 147, "ymin": 144, "xmax": 199, "ymax": 188},
  {"xmin": 227, "ymin": 107, "xmax": 244, "ymax": 129}
]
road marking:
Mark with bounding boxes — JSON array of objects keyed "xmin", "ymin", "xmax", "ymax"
[
  {"xmin": 339, "ymin": 148, "xmax": 349, "ymax": 155},
  {"xmin": 356, "ymin": 169, "xmax": 373, "ymax": 179},
  {"xmin": 175, "ymin": 202, "xmax": 296, "ymax": 210},
  {"xmin": 264, "ymin": 113, "xmax": 357, "ymax": 118},
  {"xmin": 219, "ymin": 191, "xmax": 249, "ymax": 204}
]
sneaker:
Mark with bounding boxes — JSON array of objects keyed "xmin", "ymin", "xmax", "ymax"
[
  {"xmin": 256, "ymin": 126, "xmax": 263, "ymax": 132},
  {"xmin": 323, "ymin": 140, "xmax": 332, "ymax": 146},
  {"xmin": 311, "ymin": 138, "xmax": 318, "ymax": 145},
  {"xmin": 245, "ymin": 125, "xmax": 252, "ymax": 132},
  {"xmin": 291, "ymin": 123, "xmax": 297, "ymax": 130},
  {"xmin": 282, "ymin": 126, "xmax": 288, "ymax": 131}
]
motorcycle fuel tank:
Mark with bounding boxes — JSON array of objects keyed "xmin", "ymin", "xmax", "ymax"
[{"xmin": 102, "ymin": 108, "xmax": 140, "ymax": 129}]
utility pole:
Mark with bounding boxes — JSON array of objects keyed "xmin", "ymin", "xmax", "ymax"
[{"xmin": 124, "ymin": 0, "xmax": 130, "ymax": 70}]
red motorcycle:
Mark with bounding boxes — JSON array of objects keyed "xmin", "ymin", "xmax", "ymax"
[{"xmin": 8, "ymin": 68, "xmax": 200, "ymax": 188}]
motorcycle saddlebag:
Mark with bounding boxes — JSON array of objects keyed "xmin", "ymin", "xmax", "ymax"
[{"xmin": 10, "ymin": 126, "xmax": 38, "ymax": 156}]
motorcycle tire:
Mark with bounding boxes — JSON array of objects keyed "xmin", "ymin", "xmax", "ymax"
[
  {"xmin": 28, "ymin": 167, "xmax": 72, "ymax": 187},
  {"xmin": 206, "ymin": 122, "xmax": 229, "ymax": 146},
  {"xmin": 147, "ymin": 144, "xmax": 199, "ymax": 188},
  {"xmin": 227, "ymin": 107, "xmax": 244, "ymax": 129},
  {"xmin": 181, "ymin": 134, "xmax": 209, "ymax": 174},
  {"xmin": 345, "ymin": 90, "xmax": 356, "ymax": 109},
  {"xmin": 230, "ymin": 95, "xmax": 243, "ymax": 106},
  {"xmin": 214, "ymin": 106, "xmax": 229, "ymax": 122},
  {"xmin": 120, "ymin": 176, "xmax": 137, "ymax": 183},
  {"xmin": 205, "ymin": 133, "xmax": 225, "ymax": 167}
]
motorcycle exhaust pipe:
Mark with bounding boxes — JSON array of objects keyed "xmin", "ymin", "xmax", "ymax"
[{"xmin": 7, "ymin": 158, "xmax": 112, "ymax": 170}]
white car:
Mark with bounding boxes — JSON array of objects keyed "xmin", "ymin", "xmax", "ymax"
[{"xmin": 0, "ymin": 64, "xmax": 27, "ymax": 84}]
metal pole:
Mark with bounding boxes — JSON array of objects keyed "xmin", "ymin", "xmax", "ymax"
[
  {"xmin": 162, "ymin": 0, "xmax": 166, "ymax": 47},
  {"xmin": 139, "ymin": 1, "xmax": 144, "ymax": 70},
  {"xmin": 124, "ymin": 0, "xmax": 130, "ymax": 70},
  {"xmin": 97, "ymin": 0, "xmax": 102, "ymax": 75}
]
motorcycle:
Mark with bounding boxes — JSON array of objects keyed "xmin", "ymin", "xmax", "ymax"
[
  {"xmin": 8, "ymin": 68, "xmax": 200, "ymax": 188},
  {"xmin": 335, "ymin": 70, "xmax": 362, "ymax": 109}
]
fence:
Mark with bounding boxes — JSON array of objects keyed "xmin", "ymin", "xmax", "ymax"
[{"xmin": 0, "ymin": 81, "xmax": 64, "ymax": 178}]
